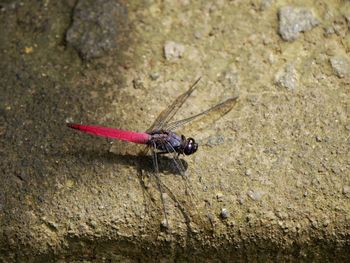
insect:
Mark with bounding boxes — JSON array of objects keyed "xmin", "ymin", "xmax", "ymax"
[{"xmin": 67, "ymin": 77, "xmax": 238, "ymax": 228}]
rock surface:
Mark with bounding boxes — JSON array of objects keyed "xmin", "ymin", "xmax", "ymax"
[{"xmin": 0, "ymin": 0, "xmax": 349, "ymax": 262}]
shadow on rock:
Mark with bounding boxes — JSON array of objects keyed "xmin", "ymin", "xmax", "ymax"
[{"xmin": 65, "ymin": 147, "xmax": 189, "ymax": 176}]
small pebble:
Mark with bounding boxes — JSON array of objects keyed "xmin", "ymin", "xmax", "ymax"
[
  {"xmin": 323, "ymin": 219, "xmax": 330, "ymax": 227},
  {"xmin": 149, "ymin": 72, "xmax": 160, "ymax": 80},
  {"xmin": 164, "ymin": 41, "xmax": 185, "ymax": 60},
  {"xmin": 245, "ymin": 169, "xmax": 252, "ymax": 177},
  {"xmin": 219, "ymin": 69, "xmax": 239, "ymax": 88},
  {"xmin": 330, "ymin": 55, "xmax": 350, "ymax": 78},
  {"xmin": 315, "ymin": 135, "xmax": 322, "ymax": 142},
  {"xmin": 238, "ymin": 196, "xmax": 245, "ymax": 205},
  {"xmin": 160, "ymin": 219, "xmax": 169, "ymax": 229},
  {"xmin": 48, "ymin": 221, "xmax": 58, "ymax": 230},
  {"xmin": 220, "ymin": 208, "xmax": 229, "ymax": 219},
  {"xmin": 89, "ymin": 220, "xmax": 97, "ymax": 229},
  {"xmin": 194, "ymin": 31, "xmax": 202, "ymax": 39},
  {"xmin": 247, "ymin": 190, "xmax": 265, "ymax": 201},
  {"xmin": 275, "ymin": 63, "xmax": 298, "ymax": 90},
  {"xmin": 216, "ymin": 192, "xmax": 224, "ymax": 202},
  {"xmin": 132, "ymin": 78, "xmax": 144, "ymax": 89}
]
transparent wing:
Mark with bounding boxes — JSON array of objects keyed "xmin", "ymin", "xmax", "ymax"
[
  {"xmin": 164, "ymin": 96, "xmax": 238, "ymax": 131},
  {"xmin": 163, "ymin": 141, "xmax": 202, "ymax": 221},
  {"xmin": 145, "ymin": 140, "xmax": 192, "ymax": 229},
  {"xmin": 150, "ymin": 142, "xmax": 169, "ymax": 228},
  {"xmin": 146, "ymin": 77, "xmax": 201, "ymax": 133}
]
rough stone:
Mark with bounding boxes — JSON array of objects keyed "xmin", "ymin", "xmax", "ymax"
[
  {"xmin": 66, "ymin": 0, "xmax": 128, "ymax": 59},
  {"xmin": 330, "ymin": 55, "xmax": 350, "ymax": 78},
  {"xmin": 278, "ymin": 6, "xmax": 319, "ymax": 41},
  {"xmin": 275, "ymin": 63, "xmax": 298, "ymax": 90}
]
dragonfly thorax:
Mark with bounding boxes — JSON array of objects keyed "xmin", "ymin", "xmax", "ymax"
[{"xmin": 148, "ymin": 130, "xmax": 198, "ymax": 156}]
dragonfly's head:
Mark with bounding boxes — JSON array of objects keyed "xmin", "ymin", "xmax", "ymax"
[{"xmin": 183, "ymin": 137, "xmax": 198, "ymax": 155}]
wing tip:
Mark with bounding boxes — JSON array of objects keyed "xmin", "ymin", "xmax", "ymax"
[
  {"xmin": 226, "ymin": 96, "xmax": 239, "ymax": 104},
  {"xmin": 189, "ymin": 76, "xmax": 202, "ymax": 91}
]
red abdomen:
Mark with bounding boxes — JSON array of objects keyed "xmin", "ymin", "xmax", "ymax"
[{"xmin": 67, "ymin": 123, "xmax": 150, "ymax": 144}]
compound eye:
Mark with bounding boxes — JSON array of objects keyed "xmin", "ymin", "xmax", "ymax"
[{"xmin": 184, "ymin": 138, "xmax": 198, "ymax": 155}]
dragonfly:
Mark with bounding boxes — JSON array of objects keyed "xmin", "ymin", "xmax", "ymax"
[{"xmin": 67, "ymin": 77, "xmax": 238, "ymax": 228}]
